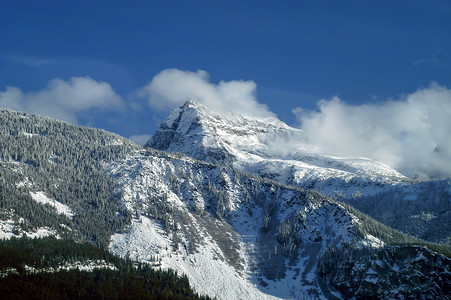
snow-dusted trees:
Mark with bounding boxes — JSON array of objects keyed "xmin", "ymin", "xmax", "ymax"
[
  {"xmin": 0, "ymin": 236, "xmax": 212, "ymax": 299},
  {"xmin": 317, "ymin": 243, "xmax": 451, "ymax": 299},
  {"xmin": 0, "ymin": 110, "xmax": 137, "ymax": 247}
]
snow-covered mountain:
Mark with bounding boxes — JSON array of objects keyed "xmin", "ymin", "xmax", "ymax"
[
  {"xmin": 105, "ymin": 148, "xmax": 368, "ymax": 298},
  {"xmin": 105, "ymin": 147, "xmax": 450, "ymax": 299},
  {"xmin": 1, "ymin": 108, "xmax": 450, "ymax": 299},
  {"xmin": 147, "ymin": 100, "xmax": 451, "ymax": 245},
  {"xmin": 146, "ymin": 100, "xmax": 407, "ymax": 195}
]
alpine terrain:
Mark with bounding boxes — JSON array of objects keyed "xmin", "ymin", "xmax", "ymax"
[
  {"xmin": 147, "ymin": 100, "xmax": 451, "ymax": 245},
  {"xmin": 0, "ymin": 103, "xmax": 450, "ymax": 299}
]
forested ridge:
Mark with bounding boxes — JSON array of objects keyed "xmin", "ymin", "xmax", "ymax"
[
  {"xmin": 317, "ymin": 242, "xmax": 451, "ymax": 298},
  {"xmin": 0, "ymin": 236, "xmax": 211, "ymax": 299},
  {"xmin": 0, "ymin": 109, "xmax": 139, "ymax": 246}
]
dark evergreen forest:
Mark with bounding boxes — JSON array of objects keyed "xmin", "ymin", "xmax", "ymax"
[{"xmin": 0, "ymin": 236, "xmax": 211, "ymax": 300}]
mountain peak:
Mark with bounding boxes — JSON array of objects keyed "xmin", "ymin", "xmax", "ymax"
[
  {"xmin": 145, "ymin": 100, "xmax": 305, "ymax": 159},
  {"xmin": 158, "ymin": 100, "xmax": 213, "ymax": 131},
  {"xmin": 146, "ymin": 100, "xmax": 408, "ymax": 194},
  {"xmin": 145, "ymin": 100, "xmax": 234, "ymax": 161},
  {"xmin": 182, "ymin": 99, "xmax": 208, "ymax": 110}
]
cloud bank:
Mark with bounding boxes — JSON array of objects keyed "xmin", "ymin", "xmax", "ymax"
[
  {"xmin": 0, "ymin": 77, "xmax": 123, "ymax": 124},
  {"xmin": 294, "ymin": 83, "xmax": 451, "ymax": 179},
  {"xmin": 138, "ymin": 68, "xmax": 274, "ymax": 117},
  {"xmin": 140, "ymin": 69, "xmax": 450, "ymax": 179},
  {"xmin": 1, "ymin": 69, "xmax": 448, "ymax": 180}
]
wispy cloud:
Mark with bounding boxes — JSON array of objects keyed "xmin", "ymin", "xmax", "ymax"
[
  {"xmin": 5, "ymin": 55, "xmax": 56, "ymax": 67},
  {"xmin": 414, "ymin": 56, "xmax": 443, "ymax": 67},
  {"xmin": 0, "ymin": 77, "xmax": 124, "ymax": 124},
  {"xmin": 137, "ymin": 68, "xmax": 274, "ymax": 118},
  {"xmin": 294, "ymin": 83, "xmax": 451, "ymax": 179}
]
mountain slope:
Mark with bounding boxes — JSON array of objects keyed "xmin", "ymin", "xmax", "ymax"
[
  {"xmin": 1, "ymin": 108, "xmax": 450, "ymax": 299},
  {"xmin": 0, "ymin": 109, "xmax": 139, "ymax": 246},
  {"xmin": 105, "ymin": 147, "xmax": 450, "ymax": 299},
  {"xmin": 318, "ymin": 244, "xmax": 451, "ymax": 298},
  {"xmin": 146, "ymin": 100, "xmax": 451, "ymax": 245}
]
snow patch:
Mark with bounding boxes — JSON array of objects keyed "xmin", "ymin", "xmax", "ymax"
[
  {"xmin": 108, "ymin": 139, "xmax": 124, "ymax": 146},
  {"xmin": 359, "ymin": 234, "xmax": 385, "ymax": 248},
  {"xmin": 109, "ymin": 216, "xmax": 172, "ymax": 262},
  {"xmin": 0, "ymin": 219, "xmax": 15, "ymax": 239},
  {"xmin": 1, "ymin": 260, "xmax": 117, "ymax": 278},
  {"xmin": 21, "ymin": 132, "xmax": 39, "ymax": 138},
  {"xmin": 0, "ymin": 219, "xmax": 58, "ymax": 240},
  {"xmin": 30, "ymin": 191, "xmax": 74, "ymax": 218},
  {"xmin": 16, "ymin": 179, "xmax": 32, "ymax": 188}
]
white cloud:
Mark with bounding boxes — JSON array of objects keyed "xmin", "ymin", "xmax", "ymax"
[
  {"xmin": 294, "ymin": 83, "xmax": 451, "ymax": 179},
  {"xmin": 137, "ymin": 68, "xmax": 274, "ymax": 117},
  {"xmin": 0, "ymin": 77, "xmax": 124, "ymax": 124}
]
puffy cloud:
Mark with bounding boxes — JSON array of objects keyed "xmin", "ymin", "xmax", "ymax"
[
  {"xmin": 137, "ymin": 68, "xmax": 274, "ymax": 117},
  {"xmin": 294, "ymin": 83, "xmax": 451, "ymax": 179},
  {"xmin": 0, "ymin": 77, "xmax": 124, "ymax": 124}
]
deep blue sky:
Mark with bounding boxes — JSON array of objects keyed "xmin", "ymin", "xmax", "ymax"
[{"xmin": 1, "ymin": 0, "xmax": 451, "ymax": 140}]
